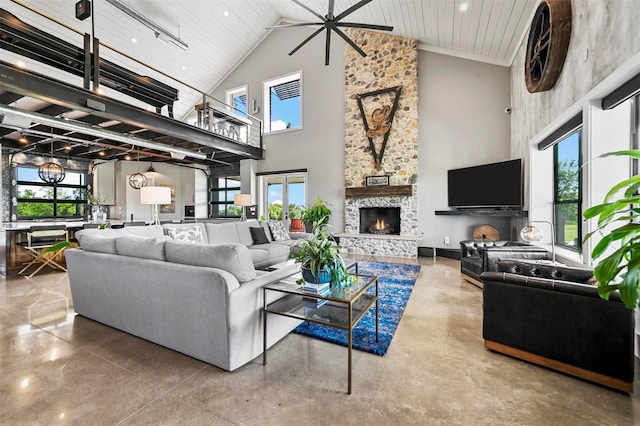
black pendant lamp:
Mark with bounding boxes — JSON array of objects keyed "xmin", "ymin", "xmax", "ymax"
[
  {"xmin": 39, "ymin": 135, "xmax": 65, "ymax": 184},
  {"xmin": 128, "ymin": 147, "xmax": 148, "ymax": 189}
]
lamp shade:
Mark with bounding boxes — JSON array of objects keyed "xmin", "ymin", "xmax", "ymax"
[
  {"xmin": 234, "ymin": 194, "xmax": 252, "ymax": 206},
  {"xmin": 140, "ymin": 186, "xmax": 171, "ymax": 205}
]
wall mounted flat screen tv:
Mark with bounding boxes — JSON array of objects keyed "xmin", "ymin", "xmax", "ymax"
[{"xmin": 447, "ymin": 159, "xmax": 523, "ymax": 208}]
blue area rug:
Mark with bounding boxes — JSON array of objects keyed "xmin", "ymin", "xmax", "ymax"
[{"xmin": 292, "ymin": 260, "xmax": 421, "ymax": 356}]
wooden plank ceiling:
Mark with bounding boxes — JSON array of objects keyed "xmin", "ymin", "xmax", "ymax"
[{"xmin": 0, "ymin": 0, "xmax": 537, "ymax": 169}]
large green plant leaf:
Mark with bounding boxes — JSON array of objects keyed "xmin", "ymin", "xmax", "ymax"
[
  {"xmin": 593, "ymin": 247, "xmax": 624, "ymax": 283},
  {"xmin": 604, "ymin": 175, "xmax": 640, "ymax": 202},
  {"xmin": 618, "ymin": 269, "xmax": 640, "ymax": 309}
]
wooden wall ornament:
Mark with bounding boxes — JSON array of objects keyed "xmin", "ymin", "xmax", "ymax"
[
  {"xmin": 525, "ymin": 0, "xmax": 572, "ymax": 93},
  {"xmin": 356, "ymin": 86, "xmax": 402, "ymax": 170}
]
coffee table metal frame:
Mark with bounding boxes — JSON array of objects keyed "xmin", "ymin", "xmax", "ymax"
[{"xmin": 262, "ymin": 273, "xmax": 378, "ymax": 394}]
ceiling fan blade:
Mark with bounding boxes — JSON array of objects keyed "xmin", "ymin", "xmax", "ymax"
[
  {"xmin": 267, "ymin": 22, "xmax": 323, "ymax": 29},
  {"xmin": 325, "ymin": 28, "xmax": 332, "ymax": 66},
  {"xmin": 334, "ymin": 0, "xmax": 373, "ymax": 22},
  {"xmin": 336, "ymin": 22, "xmax": 394, "ymax": 31},
  {"xmin": 332, "ymin": 26, "xmax": 367, "ymax": 58},
  {"xmin": 289, "ymin": 26, "xmax": 326, "ymax": 56},
  {"xmin": 292, "ymin": 0, "xmax": 326, "ymax": 22}
]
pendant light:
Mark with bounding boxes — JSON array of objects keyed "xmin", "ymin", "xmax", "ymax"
[
  {"xmin": 38, "ymin": 131, "xmax": 65, "ymax": 184},
  {"xmin": 128, "ymin": 146, "xmax": 148, "ymax": 189}
]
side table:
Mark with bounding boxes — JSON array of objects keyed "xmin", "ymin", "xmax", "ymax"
[{"xmin": 263, "ymin": 273, "xmax": 378, "ymax": 394}]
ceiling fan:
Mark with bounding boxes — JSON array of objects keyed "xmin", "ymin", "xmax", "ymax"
[{"xmin": 267, "ymin": 0, "xmax": 393, "ymax": 66}]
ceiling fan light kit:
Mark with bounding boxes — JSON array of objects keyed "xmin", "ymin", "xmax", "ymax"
[{"xmin": 268, "ymin": 0, "xmax": 393, "ymax": 65}]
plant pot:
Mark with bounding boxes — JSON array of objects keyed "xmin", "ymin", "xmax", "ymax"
[
  {"xmin": 301, "ymin": 266, "xmax": 331, "ymax": 284},
  {"xmin": 290, "ymin": 218, "xmax": 304, "ymax": 232}
]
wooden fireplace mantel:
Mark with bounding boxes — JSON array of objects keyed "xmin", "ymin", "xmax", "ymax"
[{"xmin": 345, "ymin": 185, "xmax": 413, "ymax": 198}]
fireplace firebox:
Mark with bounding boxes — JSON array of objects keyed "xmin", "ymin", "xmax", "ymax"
[{"xmin": 359, "ymin": 207, "xmax": 400, "ymax": 235}]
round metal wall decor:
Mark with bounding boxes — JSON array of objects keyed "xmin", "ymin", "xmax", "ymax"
[
  {"xmin": 38, "ymin": 161, "xmax": 66, "ymax": 183},
  {"xmin": 128, "ymin": 172, "xmax": 148, "ymax": 189},
  {"xmin": 524, "ymin": 0, "xmax": 572, "ymax": 93}
]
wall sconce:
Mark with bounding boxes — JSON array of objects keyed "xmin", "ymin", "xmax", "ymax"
[{"xmin": 520, "ymin": 220, "xmax": 556, "ymax": 264}]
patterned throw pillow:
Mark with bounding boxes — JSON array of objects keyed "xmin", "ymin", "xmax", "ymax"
[
  {"xmin": 166, "ymin": 225, "xmax": 204, "ymax": 244},
  {"xmin": 267, "ymin": 221, "xmax": 290, "ymax": 241}
]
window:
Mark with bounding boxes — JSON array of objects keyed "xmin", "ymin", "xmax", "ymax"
[
  {"xmin": 259, "ymin": 172, "xmax": 306, "ymax": 223},
  {"xmin": 209, "ymin": 176, "xmax": 241, "ymax": 217},
  {"xmin": 263, "ymin": 71, "xmax": 302, "ymax": 134},
  {"xmin": 553, "ymin": 129, "xmax": 582, "ymax": 250},
  {"xmin": 225, "ymin": 85, "xmax": 247, "ymax": 117},
  {"xmin": 16, "ymin": 165, "xmax": 87, "ymax": 219}
]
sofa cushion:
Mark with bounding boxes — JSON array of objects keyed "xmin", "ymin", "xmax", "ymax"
[
  {"xmin": 165, "ymin": 240, "xmax": 257, "ymax": 283},
  {"xmin": 233, "ymin": 221, "xmax": 255, "ymax": 246},
  {"xmin": 258, "ymin": 221, "xmax": 274, "ymax": 241},
  {"xmin": 78, "ymin": 234, "xmax": 118, "ymax": 254},
  {"xmin": 116, "ymin": 235, "xmax": 171, "ymax": 261},
  {"xmin": 268, "ymin": 221, "xmax": 290, "ymax": 241},
  {"xmin": 205, "ymin": 223, "xmax": 241, "ymax": 244},
  {"xmin": 248, "ymin": 248, "xmax": 271, "ymax": 266},
  {"xmin": 165, "ymin": 224, "xmax": 205, "ymax": 244},
  {"xmin": 122, "ymin": 224, "xmax": 165, "ymax": 238},
  {"xmin": 250, "ymin": 227, "xmax": 269, "ymax": 245}
]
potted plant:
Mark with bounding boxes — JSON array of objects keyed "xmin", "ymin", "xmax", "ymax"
[
  {"xmin": 289, "ymin": 217, "xmax": 355, "ymax": 288},
  {"xmin": 301, "ymin": 196, "xmax": 332, "ymax": 232},
  {"xmin": 288, "ymin": 204, "xmax": 305, "ymax": 232},
  {"xmin": 583, "ymin": 149, "xmax": 640, "ymax": 310}
]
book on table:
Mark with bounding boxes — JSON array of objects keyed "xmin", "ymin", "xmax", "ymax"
[{"xmin": 302, "ymin": 283, "xmax": 330, "ymax": 308}]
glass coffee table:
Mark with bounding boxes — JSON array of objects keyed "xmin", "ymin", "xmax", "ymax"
[{"xmin": 263, "ymin": 272, "xmax": 378, "ymax": 394}]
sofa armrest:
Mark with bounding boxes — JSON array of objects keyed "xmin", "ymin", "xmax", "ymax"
[{"xmin": 289, "ymin": 232, "xmax": 312, "ymax": 240}]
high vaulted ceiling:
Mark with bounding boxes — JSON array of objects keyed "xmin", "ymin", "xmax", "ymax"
[{"xmin": 0, "ymin": 0, "xmax": 537, "ymax": 169}]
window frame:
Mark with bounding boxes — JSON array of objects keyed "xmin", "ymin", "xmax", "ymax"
[
  {"xmin": 209, "ymin": 176, "xmax": 242, "ymax": 218},
  {"xmin": 15, "ymin": 165, "xmax": 88, "ymax": 220},
  {"xmin": 262, "ymin": 71, "xmax": 303, "ymax": 135},
  {"xmin": 553, "ymin": 128, "xmax": 582, "ymax": 251},
  {"xmin": 225, "ymin": 84, "xmax": 248, "ymax": 117}
]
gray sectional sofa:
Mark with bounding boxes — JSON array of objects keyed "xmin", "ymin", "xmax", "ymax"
[{"xmin": 66, "ymin": 221, "xmax": 308, "ymax": 371}]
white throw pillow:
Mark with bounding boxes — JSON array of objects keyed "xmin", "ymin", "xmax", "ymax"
[
  {"xmin": 268, "ymin": 221, "xmax": 290, "ymax": 241},
  {"xmin": 166, "ymin": 225, "xmax": 204, "ymax": 244}
]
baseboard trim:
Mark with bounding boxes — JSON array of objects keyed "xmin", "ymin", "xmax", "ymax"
[{"xmin": 484, "ymin": 340, "xmax": 633, "ymax": 393}]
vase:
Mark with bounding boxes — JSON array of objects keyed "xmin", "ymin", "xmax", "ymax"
[{"xmin": 301, "ymin": 266, "xmax": 331, "ymax": 284}]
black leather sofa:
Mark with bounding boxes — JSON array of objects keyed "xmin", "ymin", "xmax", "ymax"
[
  {"xmin": 481, "ymin": 260, "xmax": 634, "ymax": 392},
  {"xmin": 459, "ymin": 240, "xmax": 551, "ymax": 288}
]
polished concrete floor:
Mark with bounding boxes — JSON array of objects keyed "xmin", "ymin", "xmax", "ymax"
[{"xmin": 1, "ymin": 255, "xmax": 639, "ymax": 425}]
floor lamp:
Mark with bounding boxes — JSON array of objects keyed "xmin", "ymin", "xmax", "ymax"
[
  {"xmin": 520, "ymin": 220, "xmax": 556, "ymax": 264},
  {"xmin": 141, "ymin": 186, "xmax": 171, "ymax": 225},
  {"xmin": 234, "ymin": 194, "xmax": 252, "ymax": 221}
]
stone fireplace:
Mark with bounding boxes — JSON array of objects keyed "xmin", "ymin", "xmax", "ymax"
[{"xmin": 338, "ymin": 29, "xmax": 420, "ymax": 258}]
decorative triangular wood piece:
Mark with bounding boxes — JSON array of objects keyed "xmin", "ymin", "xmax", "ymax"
[{"xmin": 355, "ymin": 86, "xmax": 402, "ymax": 170}]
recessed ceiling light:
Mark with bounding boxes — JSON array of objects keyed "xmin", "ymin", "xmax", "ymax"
[
  {"xmin": 130, "ymin": 36, "xmax": 137, "ymax": 43},
  {"xmin": 125, "ymin": 155, "xmax": 131, "ymax": 161},
  {"xmin": 223, "ymin": 10, "xmax": 229, "ymax": 17},
  {"xmin": 181, "ymin": 65, "xmax": 187, "ymax": 70},
  {"xmin": 95, "ymin": 87, "xmax": 104, "ymax": 95},
  {"xmin": 99, "ymin": 150, "xmax": 105, "ymax": 156},
  {"xmin": 18, "ymin": 134, "xmax": 28, "ymax": 143},
  {"xmin": 459, "ymin": 3, "xmax": 469, "ymax": 12},
  {"xmin": 15, "ymin": 60, "xmax": 26, "ymax": 69}
]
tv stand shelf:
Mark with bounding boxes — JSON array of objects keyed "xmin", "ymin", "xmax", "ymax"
[{"xmin": 435, "ymin": 210, "xmax": 528, "ymax": 217}]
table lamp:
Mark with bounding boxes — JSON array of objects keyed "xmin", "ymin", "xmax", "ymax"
[
  {"xmin": 520, "ymin": 220, "xmax": 556, "ymax": 264},
  {"xmin": 141, "ymin": 186, "xmax": 171, "ymax": 225},
  {"xmin": 234, "ymin": 194, "xmax": 252, "ymax": 221}
]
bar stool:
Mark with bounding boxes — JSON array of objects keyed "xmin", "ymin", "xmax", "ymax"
[{"xmin": 18, "ymin": 225, "xmax": 70, "ymax": 277}]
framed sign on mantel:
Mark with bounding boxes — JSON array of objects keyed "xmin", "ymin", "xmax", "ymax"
[{"xmin": 365, "ymin": 175, "xmax": 390, "ymax": 187}]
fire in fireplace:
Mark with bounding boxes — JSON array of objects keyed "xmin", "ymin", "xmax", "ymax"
[{"xmin": 359, "ymin": 207, "xmax": 400, "ymax": 235}]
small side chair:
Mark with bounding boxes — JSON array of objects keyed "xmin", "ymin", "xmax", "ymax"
[{"xmin": 18, "ymin": 225, "xmax": 70, "ymax": 278}]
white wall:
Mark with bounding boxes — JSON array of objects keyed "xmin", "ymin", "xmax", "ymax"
[
  {"xmin": 418, "ymin": 52, "xmax": 512, "ymax": 249},
  {"xmin": 212, "ymin": 26, "xmax": 346, "ymax": 230},
  {"xmin": 113, "ymin": 161, "xmax": 195, "ymax": 222},
  {"xmin": 214, "ymin": 31, "xmax": 512, "ymax": 246}
]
